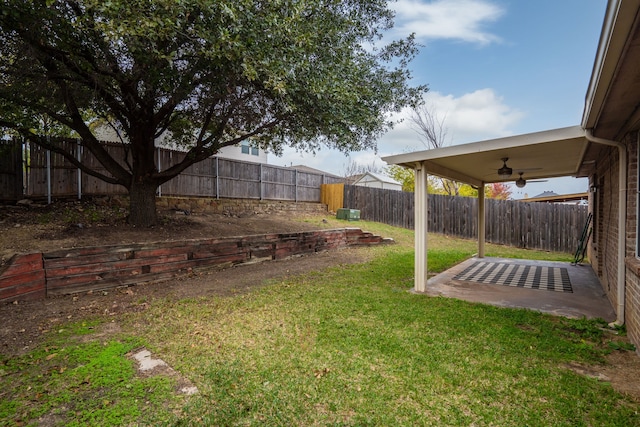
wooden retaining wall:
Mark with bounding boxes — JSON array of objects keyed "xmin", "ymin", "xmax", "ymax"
[
  {"xmin": 0, "ymin": 228, "xmax": 389, "ymax": 302},
  {"xmin": 0, "ymin": 253, "xmax": 46, "ymax": 301}
]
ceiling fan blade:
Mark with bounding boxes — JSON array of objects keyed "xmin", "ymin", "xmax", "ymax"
[{"xmin": 515, "ymin": 168, "xmax": 543, "ymax": 173}]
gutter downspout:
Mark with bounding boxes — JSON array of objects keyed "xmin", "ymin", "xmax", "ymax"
[{"xmin": 585, "ymin": 129, "xmax": 626, "ymax": 326}]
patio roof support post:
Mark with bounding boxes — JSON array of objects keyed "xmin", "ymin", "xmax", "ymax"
[
  {"xmin": 478, "ymin": 182, "xmax": 485, "ymax": 258},
  {"xmin": 585, "ymin": 129, "xmax": 626, "ymax": 326},
  {"xmin": 414, "ymin": 161, "xmax": 428, "ymax": 292}
]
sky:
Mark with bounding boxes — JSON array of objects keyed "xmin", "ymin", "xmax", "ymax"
[{"xmin": 268, "ymin": 0, "xmax": 608, "ymax": 199}]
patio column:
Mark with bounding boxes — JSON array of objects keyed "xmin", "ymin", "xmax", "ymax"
[
  {"xmin": 414, "ymin": 162, "xmax": 428, "ymax": 292},
  {"xmin": 478, "ymin": 182, "xmax": 485, "ymax": 258}
]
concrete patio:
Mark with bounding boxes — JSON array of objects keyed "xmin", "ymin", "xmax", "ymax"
[{"xmin": 423, "ymin": 257, "xmax": 616, "ymax": 321}]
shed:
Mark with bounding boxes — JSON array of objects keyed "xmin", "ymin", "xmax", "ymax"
[{"xmin": 352, "ymin": 172, "xmax": 402, "ymax": 191}]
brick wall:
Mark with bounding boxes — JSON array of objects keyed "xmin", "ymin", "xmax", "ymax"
[
  {"xmin": 0, "ymin": 228, "xmax": 390, "ymax": 302},
  {"xmin": 625, "ymin": 133, "xmax": 640, "ymax": 349},
  {"xmin": 626, "ymin": 262, "xmax": 640, "ymax": 348},
  {"xmin": 593, "ymin": 145, "xmax": 620, "ymax": 304},
  {"xmin": 593, "ymin": 131, "xmax": 640, "ymax": 352}
]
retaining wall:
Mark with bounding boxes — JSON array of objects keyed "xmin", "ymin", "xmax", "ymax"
[
  {"xmin": 0, "ymin": 228, "xmax": 390, "ymax": 302},
  {"xmin": 109, "ymin": 195, "xmax": 329, "ymax": 216}
]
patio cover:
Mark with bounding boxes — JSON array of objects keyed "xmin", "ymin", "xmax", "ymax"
[
  {"xmin": 381, "ymin": 0, "xmax": 639, "ymax": 323},
  {"xmin": 382, "ymin": 125, "xmax": 590, "ymax": 187},
  {"xmin": 381, "ymin": 125, "xmax": 593, "ymax": 293}
]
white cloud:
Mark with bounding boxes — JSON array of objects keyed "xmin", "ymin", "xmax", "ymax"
[
  {"xmin": 427, "ymin": 89, "xmax": 524, "ymax": 143},
  {"xmin": 378, "ymin": 88, "xmax": 524, "ymax": 155},
  {"xmin": 392, "ymin": 0, "xmax": 504, "ymax": 44}
]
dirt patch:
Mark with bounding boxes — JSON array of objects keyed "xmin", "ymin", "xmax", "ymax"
[
  {"xmin": 0, "ymin": 198, "xmax": 339, "ymax": 263},
  {"xmin": 564, "ymin": 346, "xmax": 640, "ymax": 402}
]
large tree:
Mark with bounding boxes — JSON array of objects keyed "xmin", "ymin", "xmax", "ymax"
[{"xmin": 0, "ymin": 0, "xmax": 424, "ymax": 226}]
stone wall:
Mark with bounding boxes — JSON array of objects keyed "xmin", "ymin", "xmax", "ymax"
[{"xmin": 156, "ymin": 196, "xmax": 328, "ymax": 216}]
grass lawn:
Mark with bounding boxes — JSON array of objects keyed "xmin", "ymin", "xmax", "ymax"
[{"xmin": 1, "ymin": 219, "xmax": 637, "ymax": 426}]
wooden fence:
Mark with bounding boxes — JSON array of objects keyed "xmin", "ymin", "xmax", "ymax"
[
  {"xmin": 342, "ymin": 185, "xmax": 588, "ymax": 253},
  {"xmin": 1, "ymin": 138, "xmax": 588, "ymax": 253},
  {"xmin": 0, "ymin": 140, "xmax": 23, "ymax": 202},
  {"xmin": 0, "ymin": 138, "xmax": 342, "ymax": 203}
]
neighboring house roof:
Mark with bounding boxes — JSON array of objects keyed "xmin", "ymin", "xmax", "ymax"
[
  {"xmin": 344, "ymin": 174, "xmax": 363, "ymax": 185},
  {"xmin": 532, "ymin": 191, "xmax": 559, "ymax": 198},
  {"xmin": 287, "ymin": 165, "xmax": 342, "ymax": 179},
  {"xmin": 520, "ymin": 192, "xmax": 589, "ymax": 203},
  {"xmin": 91, "ymin": 124, "xmax": 268, "ymax": 162},
  {"xmin": 352, "ymin": 172, "xmax": 402, "ymax": 186},
  {"xmin": 92, "ymin": 124, "xmax": 180, "ymax": 149}
]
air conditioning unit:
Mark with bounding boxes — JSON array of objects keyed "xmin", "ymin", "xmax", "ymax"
[{"xmin": 336, "ymin": 208, "xmax": 360, "ymax": 221}]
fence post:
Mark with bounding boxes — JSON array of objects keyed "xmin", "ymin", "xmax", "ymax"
[
  {"xmin": 215, "ymin": 157, "xmax": 219, "ymax": 199},
  {"xmin": 76, "ymin": 139, "xmax": 82, "ymax": 200},
  {"xmin": 21, "ymin": 138, "xmax": 27, "ymax": 198},
  {"xmin": 259, "ymin": 163, "xmax": 263, "ymax": 200},
  {"xmin": 46, "ymin": 147, "xmax": 51, "ymax": 205},
  {"xmin": 157, "ymin": 147, "xmax": 162, "ymax": 197},
  {"xmin": 294, "ymin": 169, "xmax": 298, "ymax": 202}
]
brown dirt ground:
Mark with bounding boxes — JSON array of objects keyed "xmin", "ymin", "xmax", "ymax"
[{"xmin": 1, "ymin": 199, "xmax": 640, "ymax": 403}]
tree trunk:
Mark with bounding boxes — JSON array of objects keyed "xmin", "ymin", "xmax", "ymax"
[{"xmin": 128, "ymin": 181, "xmax": 159, "ymax": 227}]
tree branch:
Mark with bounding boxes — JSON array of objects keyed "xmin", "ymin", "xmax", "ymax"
[
  {"xmin": 19, "ymin": 132, "xmax": 123, "ymax": 186},
  {"xmin": 155, "ymin": 118, "xmax": 280, "ymax": 184}
]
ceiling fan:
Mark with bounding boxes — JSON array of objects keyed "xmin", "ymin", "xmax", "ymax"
[
  {"xmin": 494, "ymin": 158, "xmax": 545, "ymax": 187},
  {"xmin": 497, "ymin": 157, "xmax": 512, "ymax": 177},
  {"xmin": 515, "ymin": 172, "xmax": 547, "ymax": 188}
]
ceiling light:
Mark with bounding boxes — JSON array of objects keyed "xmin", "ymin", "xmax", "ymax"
[{"xmin": 516, "ymin": 172, "xmax": 526, "ymax": 188}]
